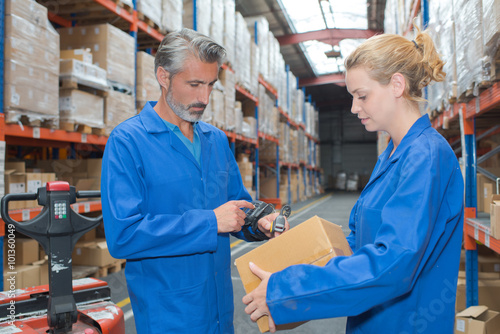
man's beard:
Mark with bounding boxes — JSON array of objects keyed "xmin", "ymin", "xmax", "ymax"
[{"xmin": 166, "ymin": 86, "xmax": 207, "ymax": 122}]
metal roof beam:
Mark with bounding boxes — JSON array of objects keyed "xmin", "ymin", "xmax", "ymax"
[
  {"xmin": 277, "ymin": 28, "xmax": 380, "ymax": 46},
  {"xmin": 299, "ymin": 73, "xmax": 346, "ymax": 87}
]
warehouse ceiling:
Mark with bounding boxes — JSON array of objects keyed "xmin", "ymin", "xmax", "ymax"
[{"xmin": 235, "ymin": 0, "xmax": 386, "ymax": 112}]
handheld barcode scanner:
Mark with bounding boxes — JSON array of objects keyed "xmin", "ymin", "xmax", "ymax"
[{"xmin": 0, "ymin": 181, "xmax": 125, "ymax": 334}]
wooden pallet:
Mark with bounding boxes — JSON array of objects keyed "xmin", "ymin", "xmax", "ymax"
[
  {"xmin": 97, "ymin": 259, "xmax": 126, "ymax": 277},
  {"xmin": 72, "ymin": 265, "xmax": 100, "ymax": 279},
  {"xmin": 5, "ymin": 112, "xmax": 59, "ymax": 129},
  {"xmin": 137, "ymin": 11, "xmax": 163, "ymax": 33},
  {"xmin": 110, "ymin": 0, "xmax": 134, "ymax": 14},
  {"xmin": 60, "ymin": 77, "xmax": 109, "ymax": 97},
  {"xmin": 59, "ymin": 121, "xmax": 104, "ymax": 135}
]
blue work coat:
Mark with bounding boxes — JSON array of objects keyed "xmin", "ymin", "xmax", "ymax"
[
  {"xmin": 267, "ymin": 115, "xmax": 464, "ymax": 333},
  {"xmin": 101, "ymin": 102, "xmax": 252, "ymax": 333}
]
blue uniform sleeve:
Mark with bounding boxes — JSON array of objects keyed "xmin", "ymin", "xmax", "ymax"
[
  {"xmin": 101, "ymin": 132, "xmax": 218, "ymax": 260},
  {"xmin": 346, "ymin": 201, "xmax": 358, "ymax": 252},
  {"xmin": 266, "ymin": 140, "xmax": 464, "ymax": 324}
]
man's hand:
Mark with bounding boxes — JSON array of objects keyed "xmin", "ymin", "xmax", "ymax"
[
  {"xmin": 214, "ymin": 200, "xmax": 254, "ymax": 233},
  {"xmin": 242, "ymin": 262, "xmax": 276, "ymax": 333},
  {"xmin": 256, "ymin": 214, "xmax": 290, "ymax": 239}
]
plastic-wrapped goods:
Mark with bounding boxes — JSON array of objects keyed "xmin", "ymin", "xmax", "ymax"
[
  {"xmin": 105, "ymin": 90, "xmax": 137, "ymax": 136},
  {"xmin": 136, "ymin": 52, "xmax": 160, "ymax": 108},
  {"xmin": 235, "ymin": 101, "xmax": 243, "ymax": 135},
  {"xmin": 4, "ymin": 0, "xmax": 59, "ymax": 125},
  {"xmin": 383, "ymin": 0, "xmax": 398, "ymax": 34},
  {"xmin": 249, "ymin": 41, "xmax": 260, "ymax": 95},
  {"xmin": 244, "ymin": 16, "xmax": 269, "ymax": 80},
  {"xmin": 288, "ymin": 72, "xmax": 297, "ymax": 121},
  {"xmin": 427, "ymin": 0, "xmax": 456, "ymax": 112},
  {"xmin": 60, "ymin": 59, "xmax": 108, "ymax": 91},
  {"xmin": 59, "ymin": 90, "xmax": 104, "ymax": 128},
  {"xmin": 211, "ymin": 89, "xmax": 226, "ymax": 129},
  {"xmin": 298, "ymin": 128, "xmax": 305, "ymax": 162},
  {"xmin": 219, "ymin": 69, "xmax": 236, "ymax": 131},
  {"xmin": 162, "ymin": 0, "xmax": 183, "ymax": 32},
  {"xmin": 278, "ymin": 57, "xmax": 287, "ymax": 114},
  {"xmin": 297, "ymin": 88, "xmax": 305, "ymax": 126},
  {"xmin": 290, "ymin": 128, "xmax": 299, "ymax": 164},
  {"xmin": 482, "ymin": 0, "xmax": 500, "ymax": 82},
  {"xmin": 243, "ymin": 116, "xmax": 257, "ymax": 139},
  {"xmin": 201, "ymin": 96, "xmax": 213, "ymax": 124},
  {"xmin": 454, "ymin": 0, "xmax": 485, "ymax": 99},
  {"xmin": 234, "ymin": 12, "xmax": 251, "ymax": 91},
  {"xmin": 210, "ymin": 0, "xmax": 224, "ymax": 45},
  {"xmin": 137, "ymin": 0, "xmax": 162, "ymax": 29},
  {"xmin": 259, "ymin": 139, "xmax": 278, "ymax": 163},
  {"xmin": 280, "ymin": 123, "xmax": 290, "ymax": 163},
  {"xmin": 183, "ymin": 0, "xmax": 211, "ymax": 37},
  {"xmin": 223, "ymin": 0, "xmax": 235, "ymax": 65},
  {"xmin": 58, "ymin": 24, "xmax": 135, "ymax": 90}
]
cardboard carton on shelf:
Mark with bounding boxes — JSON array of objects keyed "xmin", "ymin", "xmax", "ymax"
[
  {"xmin": 60, "ymin": 48, "xmax": 93, "ymax": 64},
  {"xmin": 490, "ymin": 194, "xmax": 500, "ymax": 239},
  {"xmin": 454, "ymin": 305, "xmax": 500, "ymax": 334},
  {"xmin": 235, "ymin": 215, "xmax": 352, "ymax": 332},
  {"xmin": 3, "ymin": 265, "xmax": 40, "ymax": 290},
  {"xmin": 72, "ymin": 238, "xmax": 117, "ymax": 267}
]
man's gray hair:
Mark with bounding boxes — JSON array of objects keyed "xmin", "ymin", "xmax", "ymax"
[{"xmin": 154, "ymin": 28, "xmax": 226, "ymax": 79}]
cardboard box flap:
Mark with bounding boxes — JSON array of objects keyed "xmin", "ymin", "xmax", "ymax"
[
  {"xmin": 457, "ymin": 305, "xmax": 488, "ymax": 318},
  {"xmin": 96, "ymin": 240, "xmax": 108, "ymax": 249},
  {"xmin": 491, "ymin": 194, "xmax": 500, "ymax": 203}
]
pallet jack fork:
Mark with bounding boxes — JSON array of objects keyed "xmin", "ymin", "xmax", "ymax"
[{"xmin": 0, "ymin": 181, "xmax": 125, "ymax": 334}]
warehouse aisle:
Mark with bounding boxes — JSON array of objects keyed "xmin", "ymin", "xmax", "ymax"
[{"xmin": 101, "ymin": 191, "xmax": 359, "ymax": 334}]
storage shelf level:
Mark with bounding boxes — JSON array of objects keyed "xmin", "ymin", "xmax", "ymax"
[{"xmin": 465, "ymin": 217, "xmax": 500, "ymax": 254}]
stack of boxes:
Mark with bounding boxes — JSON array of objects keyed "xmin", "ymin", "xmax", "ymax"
[
  {"xmin": 237, "ymin": 154, "xmax": 254, "ymax": 198},
  {"xmin": 4, "ymin": 0, "xmax": 59, "ymax": 127},
  {"xmin": 136, "ymin": 51, "xmax": 160, "ymax": 110},
  {"xmin": 58, "ymin": 24, "xmax": 136, "ymax": 134}
]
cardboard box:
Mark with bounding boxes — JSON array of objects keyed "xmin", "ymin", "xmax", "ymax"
[
  {"xmin": 58, "ymin": 24, "xmax": 135, "ymax": 88},
  {"xmin": 59, "ymin": 89, "xmax": 104, "ymax": 128},
  {"xmin": 455, "ymin": 305, "xmax": 500, "ymax": 334},
  {"xmin": 490, "ymin": 195, "xmax": 500, "ymax": 239},
  {"xmin": 136, "ymin": 51, "xmax": 159, "ymax": 103},
  {"xmin": 60, "ymin": 48, "xmax": 93, "ymax": 64},
  {"xmin": 3, "ymin": 264, "xmax": 40, "ymax": 289},
  {"xmin": 235, "ymin": 216, "xmax": 352, "ymax": 332},
  {"xmin": 33, "ymin": 259, "xmax": 49, "ymax": 286},
  {"xmin": 456, "ymin": 278, "xmax": 500, "ymax": 312},
  {"xmin": 104, "ymin": 90, "xmax": 136, "ymax": 136},
  {"xmin": 59, "ymin": 59, "xmax": 107, "ymax": 90},
  {"xmin": 72, "ymin": 238, "xmax": 117, "ymax": 267}
]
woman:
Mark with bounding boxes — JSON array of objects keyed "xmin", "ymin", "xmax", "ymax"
[{"xmin": 243, "ymin": 27, "xmax": 464, "ymax": 333}]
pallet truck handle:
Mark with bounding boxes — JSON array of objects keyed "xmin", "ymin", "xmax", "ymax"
[{"xmin": 1, "ymin": 192, "xmax": 38, "ymax": 224}]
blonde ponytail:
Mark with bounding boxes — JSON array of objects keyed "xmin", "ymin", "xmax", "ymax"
[{"xmin": 345, "ymin": 26, "xmax": 446, "ymax": 103}]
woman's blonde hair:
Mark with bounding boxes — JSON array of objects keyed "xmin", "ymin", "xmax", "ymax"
[{"xmin": 344, "ymin": 26, "xmax": 446, "ymax": 102}]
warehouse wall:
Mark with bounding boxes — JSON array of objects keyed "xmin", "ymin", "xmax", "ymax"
[{"xmin": 319, "ymin": 109, "xmax": 377, "ymax": 189}]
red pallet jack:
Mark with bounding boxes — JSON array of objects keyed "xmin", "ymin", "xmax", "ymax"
[{"xmin": 0, "ymin": 181, "xmax": 125, "ymax": 334}]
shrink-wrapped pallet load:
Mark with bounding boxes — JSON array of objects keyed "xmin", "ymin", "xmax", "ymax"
[
  {"xmin": 183, "ymin": 0, "xmax": 211, "ymax": 37},
  {"xmin": 104, "ymin": 90, "xmax": 137, "ymax": 136},
  {"xmin": 4, "ymin": 0, "xmax": 59, "ymax": 126},
  {"xmin": 58, "ymin": 24, "xmax": 135, "ymax": 90},
  {"xmin": 223, "ymin": 0, "xmax": 236, "ymax": 65},
  {"xmin": 137, "ymin": 0, "xmax": 162, "ymax": 29},
  {"xmin": 454, "ymin": 0, "xmax": 485, "ymax": 99},
  {"xmin": 136, "ymin": 51, "xmax": 160, "ymax": 109},
  {"xmin": 234, "ymin": 12, "xmax": 251, "ymax": 91},
  {"xmin": 162, "ymin": 0, "xmax": 183, "ymax": 32},
  {"xmin": 210, "ymin": 0, "xmax": 224, "ymax": 45}
]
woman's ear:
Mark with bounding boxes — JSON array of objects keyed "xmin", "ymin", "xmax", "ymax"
[
  {"xmin": 390, "ymin": 73, "xmax": 406, "ymax": 98},
  {"xmin": 156, "ymin": 67, "xmax": 170, "ymax": 91}
]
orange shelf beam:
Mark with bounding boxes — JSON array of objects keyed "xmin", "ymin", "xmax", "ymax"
[
  {"xmin": 223, "ymin": 130, "xmax": 257, "ymax": 146},
  {"xmin": 4, "ymin": 124, "xmax": 108, "ymax": 146},
  {"xmin": 235, "ymin": 84, "xmax": 259, "ymax": 104},
  {"xmin": 137, "ymin": 20, "xmax": 164, "ymax": 42},
  {"xmin": 93, "ymin": 0, "xmax": 134, "ymax": 23},
  {"xmin": 465, "ymin": 218, "xmax": 500, "ymax": 254},
  {"xmin": 258, "ymin": 132, "xmax": 279, "ymax": 144},
  {"xmin": 258, "ymin": 75, "xmax": 278, "ymax": 98}
]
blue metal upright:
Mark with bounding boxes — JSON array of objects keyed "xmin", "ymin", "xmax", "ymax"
[
  {"xmin": 193, "ymin": 0, "xmax": 197, "ymax": 31},
  {"xmin": 462, "ymin": 110, "xmax": 478, "ymax": 308}
]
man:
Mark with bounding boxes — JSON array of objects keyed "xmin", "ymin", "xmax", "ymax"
[{"xmin": 101, "ymin": 28, "xmax": 287, "ymax": 333}]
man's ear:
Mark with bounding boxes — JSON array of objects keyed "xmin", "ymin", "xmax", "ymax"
[
  {"xmin": 390, "ymin": 73, "xmax": 406, "ymax": 98},
  {"xmin": 156, "ymin": 67, "xmax": 170, "ymax": 91}
]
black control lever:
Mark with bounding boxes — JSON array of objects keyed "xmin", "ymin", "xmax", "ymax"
[{"xmin": 1, "ymin": 181, "xmax": 103, "ymax": 333}]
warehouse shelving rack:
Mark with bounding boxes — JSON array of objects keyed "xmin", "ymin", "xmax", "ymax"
[{"xmin": 432, "ymin": 82, "xmax": 500, "ymax": 308}]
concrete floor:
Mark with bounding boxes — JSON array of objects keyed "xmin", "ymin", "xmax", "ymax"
[{"xmin": 101, "ymin": 191, "xmax": 359, "ymax": 334}]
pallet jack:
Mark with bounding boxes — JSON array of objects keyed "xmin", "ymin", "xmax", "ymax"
[{"xmin": 0, "ymin": 181, "xmax": 125, "ymax": 333}]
